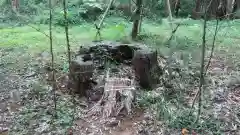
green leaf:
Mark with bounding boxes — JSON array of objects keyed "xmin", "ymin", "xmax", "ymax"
[{"xmin": 62, "ymin": 61, "xmax": 69, "ymax": 73}]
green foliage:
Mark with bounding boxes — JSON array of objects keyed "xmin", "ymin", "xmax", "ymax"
[
  {"xmin": 54, "ymin": 8, "xmax": 81, "ymax": 26},
  {"xmin": 0, "ymin": 0, "xmax": 11, "ymax": 11},
  {"xmin": 137, "ymin": 79, "xmax": 223, "ymax": 135},
  {"xmin": 142, "ymin": 0, "xmax": 194, "ymax": 19},
  {"xmin": 62, "ymin": 61, "xmax": 69, "ymax": 73},
  {"xmin": 0, "ymin": 0, "xmax": 16, "ymax": 22},
  {"xmin": 19, "ymin": 0, "xmax": 41, "ymax": 14},
  {"xmin": 178, "ymin": 0, "xmax": 195, "ymax": 17},
  {"xmin": 168, "ymin": 110, "xmax": 223, "ymax": 135},
  {"xmin": 0, "ymin": 0, "xmax": 104, "ymax": 25},
  {"xmin": 0, "ymin": 0, "xmax": 197, "ymax": 25}
]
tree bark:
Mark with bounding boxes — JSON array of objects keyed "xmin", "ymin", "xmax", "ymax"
[
  {"xmin": 11, "ymin": 0, "xmax": 19, "ymax": 11},
  {"xmin": 129, "ymin": 0, "xmax": 132, "ymax": 14},
  {"xmin": 226, "ymin": 0, "xmax": 235, "ymax": 18},
  {"xmin": 192, "ymin": 0, "xmax": 202, "ymax": 19},
  {"xmin": 233, "ymin": 0, "xmax": 240, "ymax": 18},
  {"xmin": 131, "ymin": 0, "xmax": 142, "ymax": 40},
  {"xmin": 174, "ymin": 0, "xmax": 181, "ymax": 17}
]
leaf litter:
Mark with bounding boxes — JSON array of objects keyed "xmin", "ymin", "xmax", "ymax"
[{"xmin": 1, "ymin": 46, "xmax": 240, "ymax": 135}]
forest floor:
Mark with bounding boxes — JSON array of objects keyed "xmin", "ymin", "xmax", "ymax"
[{"xmin": 1, "ymin": 18, "xmax": 240, "ymax": 135}]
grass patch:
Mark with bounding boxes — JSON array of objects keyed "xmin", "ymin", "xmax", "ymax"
[{"xmin": 1, "ymin": 18, "xmax": 240, "ymax": 55}]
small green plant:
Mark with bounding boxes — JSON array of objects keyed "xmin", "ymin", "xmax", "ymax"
[
  {"xmin": 62, "ymin": 61, "xmax": 69, "ymax": 73},
  {"xmin": 30, "ymin": 83, "xmax": 48, "ymax": 100}
]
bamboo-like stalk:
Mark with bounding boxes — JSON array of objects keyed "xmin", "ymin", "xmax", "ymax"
[
  {"xmin": 63, "ymin": 0, "xmax": 76, "ymax": 127},
  {"xmin": 195, "ymin": 0, "xmax": 208, "ymax": 124},
  {"xmin": 49, "ymin": 0, "xmax": 57, "ymax": 117}
]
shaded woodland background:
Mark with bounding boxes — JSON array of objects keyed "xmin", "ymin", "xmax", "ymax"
[{"xmin": 1, "ymin": 0, "xmax": 240, "ymax": 25}]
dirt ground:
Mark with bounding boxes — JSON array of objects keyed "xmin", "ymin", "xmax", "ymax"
[
  {"xmin": 1, "ymin": 46, "xmax": 240, "ymax": 135},
  {"xmin": 0, "ymin": 48, "xmax": 24, "ymax": 134},
  {"xmin": 0, "ymin": 46, "xmax": 165, "ymax": 135}
]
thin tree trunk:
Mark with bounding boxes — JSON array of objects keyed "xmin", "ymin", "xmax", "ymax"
[
  {"xmin": 205, "ymin": 19, "xmax": 219, "ymax": 74},
  {"xmin": 63, "ymin": 0, "xmax": 71, "ymax": 67},
  {"xmin": 191, "ymin": 0, "xmax": 212, "ymax": 113},
  {"xmin": 195, "ymin": 0, "xmax": 208, "ymax": 124},
  {"xmin": 131, "ymin": 0, "xmax": 142, "ymax": 40},
  {"xmin": 63, "ymin": 0, "xmax": 75, "ymax": 126},
  {"xmin": 138, "ymin": 4, "xmax": 142, "ymax": 33},
  {"xmin": 49, "ymin": 0, "xmax": 57, "ymax": 117}
]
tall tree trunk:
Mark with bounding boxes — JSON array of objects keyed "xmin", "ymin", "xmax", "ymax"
[
  {"xmin": 192, "ymin": 0, "xmax": 202, "ymax": 19},
  {"xmin": 129, "ymin": 0, "xmax": 132, "ymax": 14},
  {"xmin": 138, "ymin": 4, "xmax": 143, "ymax": 33},
  {"xmin": 226, "ymin": 0, "xmax": 235, "ymax": 19},
  {"xmin": 207, "ymin": 0, "xmax": 219, "ymax": 19},
  {"xmin": 174, "ymin": 0, "xmax": 181, "ymax": 17},
  {"xmin": 236, "ymin": 0, "xmax": 240, "ymax": 9},
  {"xmin": 216, "ymin": 0, "xmax": 227, "ymax": 20},
  {"xmin": 233, "ymin": 0, "xmax": 240, "ymax": 18},
  {"xmin": 166, "ymin": 0, "xmax": 173, "ymax": 22},
  {"xmin": 11, "ymin": 0, "xmax": 19, "ymax": 11},
  {"xmin": 131, "ymin": 0, "xmax": 142, "ymax": 40}
]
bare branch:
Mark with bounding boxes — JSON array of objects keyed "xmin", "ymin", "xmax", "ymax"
[
  {"xmin": 94, "ymin": 0, "xmax": 115, "ymax": 40},
  {"xmin": 166, "ymin": 23, "xmax": 181, "ymax": 44},
  {"xmin": 205, "ymin": 19, "xmax": 219, "ymax": 74},
  {"xmin": 97, "ymin": 0, "xmax": 115, "ymax": 29},
  {"xmin": 131, "ymin": 0, "xmax": 136, "ymax": 5},
  {"xmin": 28, "ymin": 25, "xmax": 50, "ymax": 38}
]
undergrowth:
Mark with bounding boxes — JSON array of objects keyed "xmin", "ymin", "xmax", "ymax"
[{"xmin": 135, "ymin": 51, "xmax": 225, "ymax": 134}]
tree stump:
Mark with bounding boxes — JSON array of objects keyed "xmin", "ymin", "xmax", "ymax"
[
  {"xmin": 132, "ymin": 47, "xmax": 158, "ymax": 89},
  {"xmin": 70, "ymin": 55, "xmax": 95, "ymax": 96}
]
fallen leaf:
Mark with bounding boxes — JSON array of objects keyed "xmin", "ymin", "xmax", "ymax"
[{"xmin": 182, "ymin": 128, "xmax": 189, "ymax": 135}]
